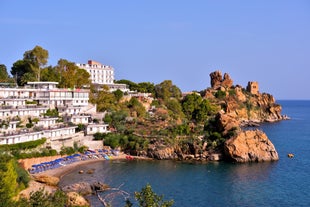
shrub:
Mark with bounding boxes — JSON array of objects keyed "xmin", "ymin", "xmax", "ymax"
[
  {"xmin": 214, "ymin": 90, "xmax": 226, "ymax": 99},
  {"xmin": 228, "ymin": 89, "xmax": 236, "ymax": 96},
  {"xmin": 76, "ymin": 123, "xmax": 86, "ymax": 132},
  {"xmin": 133, "ymin": 183, "xmax": 174, "ymax": 207},
  {"xmin": 18, "ymin": 188, "xmax": 68, "ymax": 207},
  {"xmin": 93, "ymin": 132, "xmax": 107, "ymax": 140},
  {"xmin": 60, "ymin": 147, "xmax": 75, "ymax": 156},
  {"xmin": 26, "ymin": 123, "xmax": 34, "ymax": 128},
  {"xmin": 44, "ymin": 109, "xmax": 59, "ymax": 117},
  {"xmin": 78, "ymin": 146, "xmax": 88, "ymax": 153}
]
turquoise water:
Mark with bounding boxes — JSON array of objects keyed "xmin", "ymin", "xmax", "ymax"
[{"xmin": 60, "ymin": 100, "xmax": 310, "ymax": 207}]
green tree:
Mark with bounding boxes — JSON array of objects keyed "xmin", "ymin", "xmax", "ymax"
[
  {"xmin": 155, "ymin": 80, "xmax": 181, "ymax": 101},
  {"xmin": 95, "ymin": 89, "xmax": 118, "ymax": 112},
  {"xmin": 137, "ymin": 82, "xmax": 155, "ymax": 94},
  {"xmin": 0, "ymin": 156, "xmax": 19, "ymax": 205},
  {"xmin": 165, "ymin": 98, "xmax": 184, "ymax": 120},
  {"xmin": 0, "ymin": 64, "xmax": 10, "ymax": 82},
  {"xmin": 41, "ymin": 66, "xmax": 60, "ymax": 82},
  {"xmin": 182, "ymin": 93, "xmax": 217, "ymax": 122},
  {"xmin": 198, "ymin": 99, "xmax": 216, "ymax": 121},
  {"xmin": 10, "ymin": 60, "xmax": 33, "ymax": 86},
  {"xmin": 113, "ymin": 89, "xmax": 124, "ymax": 102},
  {"xmin": 23, "ymin": 45, "xmax": 49, "ymax": 81},
  {"xmin": 55, "ymin": 59, "xmax": 91, "ymax": 88},
  {"xmin": 115, "ymin": 79, "xmax": 139, "ymax": 91},
  {"xmin": 134, "ymin": 183, "xmax": 174, "ymax": 207},
  {"xmin": 104, "ymin": 110, "xmax": 128, "ymax": 132},
  {"xmin": 182, "ymin": 93, "xmax": 203, "ymax": 120},
  {"xmin": 20, "ymin": 72, "xmax": 37, "ymax": 85},
  {"xmin": 75, "ymin": 68, "xmax": 91, "ymax": 88},
  {"xmin": 127, "ymin": 97, "xmax": 146, "ymax": 117}
]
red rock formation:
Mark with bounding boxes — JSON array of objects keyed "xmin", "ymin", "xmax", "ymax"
[
  {"xmin": 215, "ymin": 112, "xmax": 240, "ymax": 136},
  {"xmin": 224, "ymin": 129, "xmax": 279, "ymax": 162},
  {"xmin": 209, "ymin": 70, "xmax": 233, "ymax": 89},
  {"xmin": 210, "ymin": 70, "xmax": 223, "ymax": 89},
  {"xmin": 234, "ymin": 85, "xmax": 246, "ymax": 102},
  {"xmin": 222, "ymin": 73, "xmax": 233, "ymax": 88}
]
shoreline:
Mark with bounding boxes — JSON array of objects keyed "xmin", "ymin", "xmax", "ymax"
[
  {"xmin": 19, "ymin": 153, "xmax": 150, "ymax": 199},
  {"xmin": 37, "ymin": 153, "xmax": 151, "ymax": 179}
]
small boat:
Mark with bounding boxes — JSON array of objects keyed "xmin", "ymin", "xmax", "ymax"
[{"xmin": 126, "ymin": 155, "xmax": 134, "ymax": 160}]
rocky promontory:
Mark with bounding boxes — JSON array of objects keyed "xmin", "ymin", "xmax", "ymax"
[
  {"xmin": 135, "ymin": 70, "xmax": 286, "ymax": 163},
  {"xmin": 224, "ymin": 129, "xmax": 279, "ymax": 162}
]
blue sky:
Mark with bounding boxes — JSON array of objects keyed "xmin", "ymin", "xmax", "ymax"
[{"xmin": 1, "ymin": 0, "xmax": 309, "ymax": 99}]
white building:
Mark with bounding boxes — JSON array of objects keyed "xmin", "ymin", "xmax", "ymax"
[
  {"xmin": 0, "ymin": 81, "xmax": 110, "ymax": 147},
  {"xmin": 76, "ymin": 60, "xmax": 114, "ymax": 85},
  {"xmin": 26, "ymin": 82, "xmax": 89, "ymax": 108},
  {"xmin": 0, "ymin": 82, "xmax": 90, "ymax": 120},
  {"xmin": 43, "ymin": 126, "xmax": 77, "ymax": 141},
  {"xmin": 0, "ymin": 131, "xmax": 43, "ymax": 145},
  {"xmin": 63, "ymin": 114, "xmax": 90, "ymax": 124},
  {"xmin": 86, "ymin": 123, "xmax": 110, "ymax": 135},
  {"xmin": 37, "ymin": 117, "xmax": 58, "ymax": 128},
  {"xmin": 76, "ymin": 60, "xmax": 129, "ymax": 92}
]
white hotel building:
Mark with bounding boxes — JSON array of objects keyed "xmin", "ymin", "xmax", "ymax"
[
  {"xmin": 76, "ymin": 60, "xmax": 114, "ymax": 85},
  {"xmin": 76, "ymin": 60, "xmax": 129, "ymax": 92},
  {"xmin": 0, "ymin": 81, "xmax": 109, "ymax": 149}
]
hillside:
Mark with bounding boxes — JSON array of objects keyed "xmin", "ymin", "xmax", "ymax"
[{"xmin": 102, "ymin": 70, "xmax": 288, "ymax": 162}]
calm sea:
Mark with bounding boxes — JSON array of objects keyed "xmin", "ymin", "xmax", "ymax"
[{"xmin": 59, "ymin": 100, "xmax": 310, "ymax": 207}]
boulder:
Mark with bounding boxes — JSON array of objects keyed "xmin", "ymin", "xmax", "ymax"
[
  {"xmin": 224, "ymin": 129, "xmax": 279, "ymax": 162},
  {"xmin": 91, "ymin": 182, "xmax": 110, "ymax": 191},
  {"xmin": 208, "ymin": 153, "xmax": 223, "ymax": 161},
  {"xmin": 62, "ymin": 182, "xmax": 92, "ymax": 196},
  {"xmin": 147, "ymin": 146, "xmax": 179, "ymax": 160},
  {"xmin": 67, "ymin": 192, "xmax": 90, "ymax": 207},
  {"xmin": 32, "ymin": 175, "xmax": 59, "ymax": 186}
]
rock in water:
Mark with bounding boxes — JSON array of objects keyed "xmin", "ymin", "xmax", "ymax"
[
  {"xmin": 224, "ymin": 129, "xmax": 279, "ymax": 162},
  {"xmin": 62, "ymin": 182, "xmax": 92, "ymax": 195}
]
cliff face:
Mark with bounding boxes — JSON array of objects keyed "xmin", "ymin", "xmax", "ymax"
[
  {"xmin": 206, "ymin": 71, "xmax": 287, "ymax": 124},
  {"xmin": 224, "ymin": 129, "xmax": 279, "ymax": 162}
]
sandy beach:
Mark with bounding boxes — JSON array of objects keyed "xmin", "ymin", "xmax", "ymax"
[
  {"xmin": 37, "ymin": 153, "xmax": 129, "ymax": 178},
  {"xmin": 18, "ymin": 153, "xmax": 137, "ymax": 198}
]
